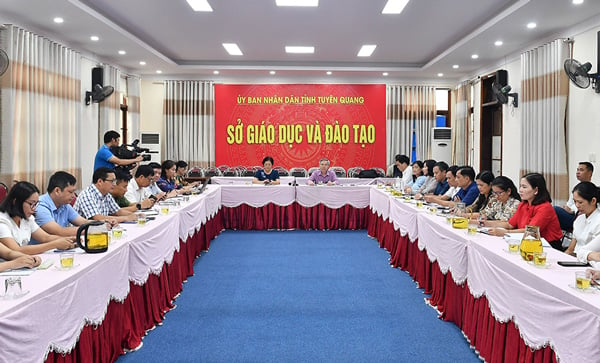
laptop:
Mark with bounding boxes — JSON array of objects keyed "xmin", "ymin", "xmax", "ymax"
[{"xmin": 191, "ymin": 178, "xmax": 210, "ymax": 194}]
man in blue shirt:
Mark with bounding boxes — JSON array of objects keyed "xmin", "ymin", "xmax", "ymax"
[
  {"xmin": 31, "ymin": 171, "xmax": 89, "ymax": 244},
  {"xmin": 432, "ymin": 161, "xmax": 450, "ymax": 195},
  {"xmin": 453, "ymin": 166, "xmax": 479, "ymax": 206},
  {"xmin": 94, "ymin": 130, "xmax": 144, "ymax": 171}
]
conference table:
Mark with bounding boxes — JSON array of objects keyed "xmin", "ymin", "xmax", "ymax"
[
  {"xmin": 0, "ymin": 181, "xmax": 597, "ymax": 362},
  {"xmin": 368, "ymin": 186, "xmax": 600, "ymax": 363},
  {"xmin": 0, "ymin": 186, "xmax": 223, "ymax": 363}
]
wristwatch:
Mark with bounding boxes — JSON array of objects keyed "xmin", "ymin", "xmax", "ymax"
[{"xmin": 136, "ymin": 203, "xmax": 142, "ymax": 210}]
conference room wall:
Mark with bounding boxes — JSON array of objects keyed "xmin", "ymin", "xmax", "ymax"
[
  {"xmin": 79, "ymin": 57, "xmax": 101, "ymax": 187},
  {"xmin": 568, "ymin": 24, "xmax": 600, "ymax": 188},
  {"xmin": 139, "ymin": 79, "xmax": 166, "ymax": 159}
]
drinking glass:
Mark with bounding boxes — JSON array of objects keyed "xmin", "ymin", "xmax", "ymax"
[{"xmin": 4, "ymin": 277, "xmax": 22, "ymax": 298}]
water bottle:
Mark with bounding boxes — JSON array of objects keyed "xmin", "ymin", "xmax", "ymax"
[{"xmin": 395, "ymin": 177, "xmax": 401, "ymax": 190}]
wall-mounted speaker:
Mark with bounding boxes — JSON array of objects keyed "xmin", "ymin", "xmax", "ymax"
[
  {"xmin": 91, "ymin": 67, "xmax": 104, "ymax": 87},
  {"xmin": 496, "ymin": 69, "xmax": 508, "ymax": 87}
]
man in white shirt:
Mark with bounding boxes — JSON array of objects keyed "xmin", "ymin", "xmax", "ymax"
[
  {"xmin": 396, "ymin": 154, "xmax": 413, "ymax": 189},
  {"xmin": 555, "ymin": 161, "xmax": 593, "ymax": 231},
  {"xmin": 125, "ymin": 165, "xmax": 156, "ymax": 209},
  {"xmin": 424, "ymin": 165, "xmax": 459, "ymax": 206}
]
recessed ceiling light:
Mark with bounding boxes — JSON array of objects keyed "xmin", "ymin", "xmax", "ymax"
[
  {"xmin": 156, "ymin": 70, "xmax": 162, "ymax": 74},
  {"xmin": 527, "ymin": 22, "xmax": 537, "ymax": 29},
  {"xmin": 276, "ymin": 0, "xmax": 318, "ymax": 7},
  {"xmin": 437, "ymin": 73, "xmax": 444, "ymax": 77},
  {"xmin": 357, "ymin": 45, "xmax": 377, "ymax": 57},
  {"xmin": 326, "ymin": 71, "xmax": 332, "ymax": 75},
  {"xmin": 90, "ymin": 36, "xmax": 99, "ymax": 41},
  {"xmin": 118, "ymin": 50, "xmax": 126, "ymax": 55},
  {"xmin": 139, "ymin": 61, "xmax": 146, "ymax": 66},
  {"xmin": 382, "ymin": 72, "xmax": 389, "ymax": 76},
  {"xmin": 270, "ymin": 71, "xmax": 276, "ymax": 75},
  {"xmin": 452, "ymin": 64, "xmax": 459, "ymax": 69},
  {"xmin": 471, "ymin": 54, "xmax": 479, "ymax": 59},
  {"xmin": 573, "ymin": 0, "xmax": 584, "ymax": 5},
  {"xmin": 285, "ymin": 46, "xmax": 314, "ymax": 54},
  {"xmin": 222, "ymin": 43, "xmax": 243, "ymax": 56},
  {"xmin": 381, "ymin": 0, "xmax": 409, "ymax": 14},
  {"xmin": 494, "ymin": 40, "xmax": 503, "ymax": 46},
  {"xmin": 213, "ymin": 70, "xmax": 219, "ymax": 75},
  {"xmin": 186, "ymin": 0, "xmax": 213, "ymax": 12},
  {"xmin": 53, "ymin": 17, "xmax": 64, "ymax": 24}
]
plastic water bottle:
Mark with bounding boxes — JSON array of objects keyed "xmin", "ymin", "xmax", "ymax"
[{"xmin": 395, "ymin": 177, "xmax": 401, "ymax": 189}]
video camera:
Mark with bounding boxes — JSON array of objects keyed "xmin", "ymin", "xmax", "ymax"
[{"xmin": 110, "ymin": 139, "xmax": 153, "ymax": 171}]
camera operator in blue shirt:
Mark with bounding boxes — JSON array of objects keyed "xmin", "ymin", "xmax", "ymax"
[{"xmin": 94, "ymin": 130, "xmax": 144, "ymax": 171}]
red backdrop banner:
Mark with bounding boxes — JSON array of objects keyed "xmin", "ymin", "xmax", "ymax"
[{"xmin": 214, "ymin": 84, "xmax": 386, "ymax": 172}]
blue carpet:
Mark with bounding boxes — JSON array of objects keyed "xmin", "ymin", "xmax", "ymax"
[{"xmin": 119, "ymin": 230, "xmax": 479, "ymax": 362}]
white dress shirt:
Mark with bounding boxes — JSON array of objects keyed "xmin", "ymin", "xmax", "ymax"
[
  {"xmin": 125, "ymin": 178, "xmax": 152, "ymax": 203},
  {"xmin": 573, "ymin": 208, "xmax": 600, "ymax": 263},
  {"xmin": 401, "ymin": 165, "xmax": 413, "ymax": 188}
]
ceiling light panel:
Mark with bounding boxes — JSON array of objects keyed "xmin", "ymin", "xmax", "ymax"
[
  {"xmin": 382, "ymin": 0, "xmax": 410, "ymax": 14},
  {"xmin": 285, "ymin": 46, "xmax": 314, "ymax": 54},
  {"xmin": 223, "ymin": 43, "xmax": 243, "ymax": 55},
  {"xmin": 186, "ymin": 0, "xmax": 213, "ymax": 12},
  {"xmin": 276, "ymin": 0, "xmax": 318, "ymax": 7},
  {"xmin": 357, "ymin": 45, "xmax": 377, "ymax": 57}
]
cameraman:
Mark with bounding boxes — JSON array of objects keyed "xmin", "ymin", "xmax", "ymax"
[{"xmin": 94, "ymin": 130, "xmax": 144, "ymax": 171}]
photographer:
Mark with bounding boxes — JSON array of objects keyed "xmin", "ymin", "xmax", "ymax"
[{"xmin": 94, "ymin": 130, "xmax": 144, "ymax": 172}]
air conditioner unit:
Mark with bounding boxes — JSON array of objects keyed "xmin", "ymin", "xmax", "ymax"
[
  {"xmin": 431, "ymin": 127, "xmax": 451, "ymax": 163},
  {"xmin": 140, "ymin": 132, "xmax": 161, "ymax": 164}
]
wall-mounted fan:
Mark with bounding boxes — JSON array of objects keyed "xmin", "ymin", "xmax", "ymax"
[
  {"xmin": 564, "ymin": 58, "xmax": 600, "ymax": 92},
  {"xmin": 492, "ymin": 82, "xmax": 519, "ymax": 107},
  {"xmin": 0, "ymin": 49, "xmax": 9, "ymax": 76},
  {"xmin": 85, "ymin": 84, "xmax": 114, "ymax": 105}
]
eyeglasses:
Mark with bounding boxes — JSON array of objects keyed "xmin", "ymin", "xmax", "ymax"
[
  {"xmin": 104, "ymin": 178, "xmax": 117, "ymax": 185},
  {"xmin": 492, "ymin": 190, "xmax": 506, "ymax": 196},
  {"xmin": 24, "ymin": 200, "xmax": 39, "ymax": 209}
]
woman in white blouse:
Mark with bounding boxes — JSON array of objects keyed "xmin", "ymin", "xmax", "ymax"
[
  {"xmin": 564, "ymin": 182, "xmax": 600, "ymax": 259},
  {"xmin": 0, "ymin": 182, "xmax": 75, "ymax": 255}
]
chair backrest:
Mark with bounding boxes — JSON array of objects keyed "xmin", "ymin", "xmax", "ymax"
[
  {"xmin": 274, "ymin": 166, "xmax": 289, "ymax": 176},
  {"xmin": 188, "ymin": 167, "xmax": 203, "ymax": 177},
  {"xmin": 347, "ymin": 166, "xmax": 364, "ymax": 178},
  {"xmin": 308, "ymin": 167, "xmax": 319, "ymax": 176},
  {"xmin": 289, "ymin": 167, "xmax": 308, "ymax": 177},
  {"xmin": 204, "ymin": 167, "xmax": 222, "ymax": 177},
  {"xmin": 372, "ymin": 167, "xmax": 386, "ymax": 177},
  {"xmin": 243, "ymin": 169, "xmax": 256, "ymax": 177},
  {"xmin": 331, "ymin": 166, "xmax": 346, "ymax": 178},
  {"xmin": 222, "ymin": 169, "xmax": 237, "ymax": 177},
  {"xmin": 0, "ymin": 182, "xmax": 8, "ymax": 204},
  {"xmin": 216, "ymin": 165, "xmax": 230, "ymax": 172}
]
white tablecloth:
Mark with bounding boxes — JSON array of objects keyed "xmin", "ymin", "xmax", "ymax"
[
  {"xmin": 373, "ymin": 187, "xmax": 600, "ymax": 363},
  {"xmin": 177, "ymin": 186, "xmax": 221, "ymax": 239},
  {"xmin": 219, "ymin": 184, "xmax": 296, "ymax": 207},
  {"xmin": 369, "ymin": 187, "xmax": 390, "ymax": 220},
  {"xmin": 0, "ymin": 241, "xmax": 130, "ymax": 363},
  {"xmin": 210, "ymin": 176, "xmax": 295, "ymax": 185},
  {"xmin": 467, "ymin": 238, "xmax": 600, "ymax": 363},
  {"xmin": 295, "ymin": 185, "xmax": 371, "ymax": 208}
]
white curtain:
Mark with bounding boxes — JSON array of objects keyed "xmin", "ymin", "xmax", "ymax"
[
  {"xmin": 520, "ymin": 39, "xmax": 569, "ymax": 203},
  {"xmin": 386, "ymin": 85, "xmax": 436, "ymax": 164},
  {"xmin": 452, "ymin": 81, "xmax": 471, "ymax": 165},
  {"xmin": 126, "ymin": 75, "xmax": 141, "ymax": 143},
  {"xmin": 164, "ymin": 80, "xmax": 215, "ymax": 167},
  {"xmin": 0, "ymin": 25, "xmax": 81, "ymax": 189},
  {"xmin": 98, "ymin": 65, "xmax": 122, "ymax": 145}
]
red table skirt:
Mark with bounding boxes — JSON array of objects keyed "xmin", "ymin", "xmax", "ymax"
[
  {"xmin": 45, "ymin": 211, "xmax": 224, "ymax": 363},
  {"xmin": 368, "ymin": 212, "xmax": 558, "ymax": 363},
  {"xmin": 222, "ymin": 202, "xmax": 368, "ymax": 230}
]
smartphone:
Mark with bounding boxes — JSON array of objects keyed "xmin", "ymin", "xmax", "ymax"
[{"xmin": 557, "ymin": 261, "xmax": 590, "ymax": 267}]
